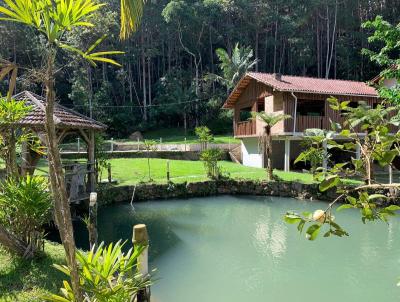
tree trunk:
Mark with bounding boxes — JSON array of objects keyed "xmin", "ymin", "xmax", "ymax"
[
  {"xmin": 0, "ymin": 225, "xmax": 28, "ymax": 257},
  {"xmin": 141, "ymin": 33, "xmax": 147, "ymax": 122},
  {"xmin": 264, "ymin": 126, "xmax": 273, "ymax": 181},
  {"xmin": 44, "ymin": 49, "xmax": 82, "ymax": 301}
]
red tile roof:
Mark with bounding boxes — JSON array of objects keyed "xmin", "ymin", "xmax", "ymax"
[
  {"xmin": 223, "ymin": 72, "xmax": 378, "ymax": 108},
  {"xmin": 12, "ymin": 91, "xmax": 106, "ymax": 131}
]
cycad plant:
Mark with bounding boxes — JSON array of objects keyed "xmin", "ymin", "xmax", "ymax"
[{"xmin": 252, "ymin": 112, "xmax": 291, "ymax": 180}]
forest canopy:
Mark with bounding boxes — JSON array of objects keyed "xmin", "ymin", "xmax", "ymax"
[{"xmin": 0, "ymin": 0, "xmax": 398, "ymax": 137}]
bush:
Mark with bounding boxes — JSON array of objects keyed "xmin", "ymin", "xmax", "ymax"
[
  {"xmin": 200, "ymin": 148, "xmax": 224, "ymax": 180},
  {"xmin": 0, "ymin": 176, "xmax": 52, "ymax": 256}
]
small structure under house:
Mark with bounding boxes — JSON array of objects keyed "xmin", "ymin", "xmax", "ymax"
[
  {"xmin": 12, "ymin": 91, "xmax": 107, "ymax": 203},
  {"xmin": 223, "ymin": 72, "xmax": 396, "ymax": 170}
]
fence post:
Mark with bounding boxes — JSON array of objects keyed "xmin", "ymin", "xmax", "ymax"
[
  {"xmin": 167, "ymin": 160, "xmax": 170, "ymax": 182},
  {"xmin": 107, "ymin": 163, "xmax": 112, "ymax": 183},
  {"xmin": 160, "ymin": 137, "xmax": 162, "ymax": 151},
  {"xmin": 88, "ymin": 192, "xmax": 98, "ymax": 250},
  {"xmin": 389, "ymin": 165, "xmax": 393, "ymax": 184},
  {"xmin": 137, "ymin": 138, "xmax": 140, "ymax": 151},
  {"xmin": 133, "ymin": 224, "xmax": 150, "ymax": 302},
  {"xmin": 110, "ymin": 138, "xmax": 114, "ymax": 152},
  {"xmin": 228, "ymin": 138, "xmax": 231, "ymax": 151},
  {"xmin": 77, "ymin": 137, "xmax": 80, "ymax": 154},
  {"xmin": 184, "ymin": 137, "xmax": 187, "ymax": 152}
]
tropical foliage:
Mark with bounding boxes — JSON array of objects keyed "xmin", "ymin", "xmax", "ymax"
[
  {"xmin": 44, "ymin": 241, "xmax": 151, "ymax": 302},
  {"xmin": 295, "ymin": 129, "xmax": 332, "ymax": 175},
  {"xmin": 285, "ymin": 98, "xmax": 400, "ymax": 240},
  {"xmin": 0, "ymin": 176, "xmax": 52, "ymax": 257}
]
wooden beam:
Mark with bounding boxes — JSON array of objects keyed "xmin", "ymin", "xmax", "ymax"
[{"xmin": 78, "ymin": 128, "xmax": 90, "ymax": 144}]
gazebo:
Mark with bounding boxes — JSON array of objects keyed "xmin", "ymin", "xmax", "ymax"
[{"xmin": 12, "ymin": 91, "xmax": 107, "ymax": 203}]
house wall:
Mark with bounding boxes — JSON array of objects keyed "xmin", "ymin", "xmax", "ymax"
[
  {"xmin": 241, "ymin": 137, "xmax": 263, "ymax": 168},
  {"xmin": 242, "ymin": 138, "xmax": 304, "ymax": 169},
  {"xmin": 234, "ymin": 80, "xmax": 272, "ymax": 123}
]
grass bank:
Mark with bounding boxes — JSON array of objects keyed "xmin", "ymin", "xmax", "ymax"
[
  {"xmin": 101, "ymin": 158, "xmax": 316, "ymax": 186},
  {"xmin": 0, "ymin": 243, "xmax": 65, "ymax": 302}
]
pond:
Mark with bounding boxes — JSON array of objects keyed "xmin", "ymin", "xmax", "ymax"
[{"xmin": 77, "ymin": 195, "xmax": 400, "ymax": 302}]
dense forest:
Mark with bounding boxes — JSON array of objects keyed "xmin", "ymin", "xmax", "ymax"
[{"xmin": 0, "ymin": 0, "xmax": 399, "ymax": 137}]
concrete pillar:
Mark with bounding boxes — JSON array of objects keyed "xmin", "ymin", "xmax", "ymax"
[
  {"xmin": 284, "ymin": 139, "xmax": 290, "ymax": 172},
  {"xmin": 322, "ymin": 140, "xmax": 328, "ymax": 170}
]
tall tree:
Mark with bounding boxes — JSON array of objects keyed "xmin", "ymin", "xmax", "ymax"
[{"xmin": 0, "ymin": 1, "xmax": 123, "ymax": 299}]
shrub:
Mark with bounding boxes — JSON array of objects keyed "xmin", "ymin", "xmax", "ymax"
[
  {"xmin": 195, "ymin": 126, "xmax": 213, "ymax": 151},
  {"xmin": 0, "ymin": 176, "xmax": 52, "ymax": 256},
  {"xmin": 200, "ymin": 148, "xmax": 223, "ymax": 180}
]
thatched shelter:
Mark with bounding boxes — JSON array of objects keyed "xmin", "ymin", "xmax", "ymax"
[{"xmin": 12, "ymin": 91, "xmax": 107, "ymax": 203}]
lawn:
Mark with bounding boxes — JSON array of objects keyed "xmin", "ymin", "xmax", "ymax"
[
  {"xmin": 102, "ymin": 158, "xmax": 316, "ymax": 186},
  {"xmin": 0, "ymin": 243, "xmax": 65, "ymax": 302}
]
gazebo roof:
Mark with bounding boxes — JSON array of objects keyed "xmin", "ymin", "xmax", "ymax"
[{"xmin": 13, "ymin": 91, "xmax": 106, "ymax": 131}]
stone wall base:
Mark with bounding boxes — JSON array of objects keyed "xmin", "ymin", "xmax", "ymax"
[{"xmin": 98, "ymin": 180, "xmax": 341, "ymax": 206}]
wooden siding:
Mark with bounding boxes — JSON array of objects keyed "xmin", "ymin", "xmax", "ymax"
[{"xmin": 233, "ymin": 79, "xmax": 272, "ymax": 136}]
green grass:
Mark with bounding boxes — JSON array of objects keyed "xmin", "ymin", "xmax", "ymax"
[
  {"xmin": 102, "ymin": 158, "xmax": 316, "ymax": 186},
  {"xmin": 106, "ymin": 128, "xmax": 239, "ymax": 145},
  {"xmin": 0, "ymin": 243, "xmax": 65, "ymax": 302}
]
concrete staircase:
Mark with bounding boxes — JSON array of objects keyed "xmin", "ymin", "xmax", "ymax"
[{"xmin": 229, "ymin": 145, "xmax": 242, "ymax": 164}]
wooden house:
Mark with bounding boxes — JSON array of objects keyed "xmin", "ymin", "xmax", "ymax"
[{"xmin": 223, "ymin": 72, "xmax": 380, "ymax": 170}]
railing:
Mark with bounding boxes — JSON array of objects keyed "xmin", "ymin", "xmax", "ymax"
[
  {"xmin": 295, "ymin": 116, "xmax": 324, "ymax": 132},
  {"xmin": 235, "ymin": 120, "xmax": 256, "ymax": 136}
]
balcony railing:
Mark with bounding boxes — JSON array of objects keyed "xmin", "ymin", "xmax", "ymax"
[
  {"xmin": 295, "ymin": 116, "xmax": 324, "ymax": 132},
  {"xmin": 235, "ymin": 120, "xmax": 256, "ymax": 136}
]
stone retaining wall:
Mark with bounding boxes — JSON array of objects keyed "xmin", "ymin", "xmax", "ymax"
[{"xmin": 98, "ymin": 179, "xmax": 341, "ymax": 206}]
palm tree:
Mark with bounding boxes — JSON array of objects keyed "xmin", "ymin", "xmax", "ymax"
[
  {"xmin": 0, "ymin": 1, "xmax": 125, "ymax": 300},
  {"xmin": 252, "ymin": 112, "xmax": 291, "ymax": 180},
  {"xmin": 206, "ymin": 43, "xmax": 258, "ymax": 94}
]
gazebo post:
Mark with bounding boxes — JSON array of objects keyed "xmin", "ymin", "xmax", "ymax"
[{"xmin": 88, "ymin": 130, "xmax": 96, "ymax": 193}]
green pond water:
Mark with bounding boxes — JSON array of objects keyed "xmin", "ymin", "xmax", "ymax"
[{"xmin": 87, "ymin": 195, "xmax": 400, "ymax": 302}]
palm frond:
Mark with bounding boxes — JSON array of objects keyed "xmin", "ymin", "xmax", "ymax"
[{"xmin": 120, "ymin": 0, "xmax": 145, "ymax": 40}]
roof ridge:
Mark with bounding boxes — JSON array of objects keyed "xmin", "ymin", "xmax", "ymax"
[{"xmin": 247, "ymin": 71, "xmax": 368, "ymax": 84}]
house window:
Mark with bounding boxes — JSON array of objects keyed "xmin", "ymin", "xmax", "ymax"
[
  {"xmin": 239, "ymin": 107, "xmax": 252, "ymax": 121},
  {"xmin": 297, "ymin": 100, "xmax": 325, "ymax": 116},
  {"xmin": 257, "ymin": 99, "xmax": 265, "ymax": 112}
]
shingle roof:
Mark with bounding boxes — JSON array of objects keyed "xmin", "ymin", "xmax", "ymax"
[
  {"xmin": 223, "ymin": 72, "xmax": 379, "ymax": 108},
  {"xmin": 12, "ymin": 91, "xmax": 106, "ymax": 131}
]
